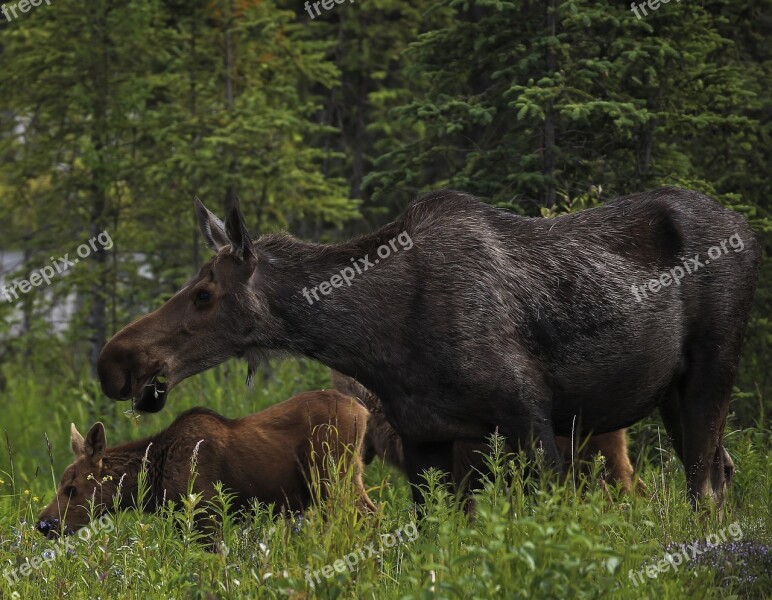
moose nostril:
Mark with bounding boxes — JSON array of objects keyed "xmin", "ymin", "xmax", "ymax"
[
  {"xmin": 37, "ymin": 520, "xmax": 51, "ymax": 534},
  {"xmin": 97, "ymin": 346, "xmax": 136, "ymax": 400},
  {"xmin": 118, "ymin": 370, "xmax": 133, "ymax": 399}
]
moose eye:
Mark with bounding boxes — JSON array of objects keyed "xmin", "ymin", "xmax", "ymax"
[
  {"xmin": 64, "ymin": 486, "xmax": 77, "ymax": 498},
  {"xmin": 194, "ymin": 290, "xmax": 211, "ymax": 306}
]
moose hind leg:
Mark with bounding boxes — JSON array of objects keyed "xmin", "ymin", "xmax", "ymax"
[
  {"xmin": 497, "ymin": 404, "xmax": 564, "ymax": 482},
  {"xmin": 658, "ymin": 388, "xmax": 685, "ymax": 464},
  {"xmin": 403, "ymin": 439, "xmax": 455, "ymax": 506},
  {"xmin": 677, "ymin": 344, "xmax": 735, "ymax": 514}
]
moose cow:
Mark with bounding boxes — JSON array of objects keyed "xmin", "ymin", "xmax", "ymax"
[
  {"xmin": 330, "ymin": 370, "xmax": 642, "ymax": 494},
  {"xmin": 37, "ymin": 391, "xmax": 374, "ymax": 539},
  {"xmin": 97, "ymin": 188, "xmax": 760, "ymax": 512}
]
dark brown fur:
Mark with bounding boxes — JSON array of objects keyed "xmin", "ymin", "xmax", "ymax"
[
  {"xmin": 330, "ymin": 370, "xmax": 642, "ymax": 493},
  {"xmin": 37, "ymin": 391, "xmax": 374, "ymax": 538},
  {"xmin": 98, "ymin": 189, "xmax": 759, "ymax": 512}
]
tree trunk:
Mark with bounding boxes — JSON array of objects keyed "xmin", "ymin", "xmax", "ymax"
[
  {"xmin": 543, "ymin": 0, "xmax": 558, "ymax": 208},
  {"xmin": 222, "ymin": 0, "xmax": 237, "ymax": 212}
]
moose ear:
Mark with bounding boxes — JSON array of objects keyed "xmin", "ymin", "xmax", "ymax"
[
  {"xmin": 84, "ymin": 422, "xmax": 107, "ymax": 465},
  {"xmin": 70, "ymin": 423, "xmax": 85, "ymax": 458},
  {"xmin": 195, "ymin": 197, "xmax": 230, "ymax": 251},
  {"xmin": 224, "ymin": 196, "xmax": 256, "ymax": 262}
]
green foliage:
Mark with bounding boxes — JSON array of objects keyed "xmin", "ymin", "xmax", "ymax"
[
  {"xmin": 0, "ymin": 363, "xmax": 770, "ymax": 598},
  {"xmin": 0, "ymin": 0, "xmax": 360, "ymax": 375},
  {"xmin": 366, "ymin": 0, "xmax": 771, "ymax": 209}
]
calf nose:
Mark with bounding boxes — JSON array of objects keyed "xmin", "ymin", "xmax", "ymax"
[{"xmin": 36, "ymin": 518, "xmax": 58, "ymax": 537}]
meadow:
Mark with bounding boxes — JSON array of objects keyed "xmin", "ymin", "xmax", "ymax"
[
  {"xmin": 0, "ymin": 0, "xmax": 770, "ymax": 598},
  {"xmin": 0, "ymin": 357, "xmax": 769, "ymax": 599}
]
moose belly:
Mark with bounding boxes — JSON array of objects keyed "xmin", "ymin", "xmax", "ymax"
[{"xmin": 550, "ymin": 355, "xmax": 680, "ymax": 435}]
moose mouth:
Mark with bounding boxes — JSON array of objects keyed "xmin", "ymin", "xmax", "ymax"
[
  {"xmin": 133, "ymin": 372, "xmax": 168, "ymax": 413},
  {"xmin": 44, "ymin": 526, "xmax": 76, "ymax": 540},
  {"xmin": 37, "ymin": 519, "xmax": 77, "ymax": 539}
]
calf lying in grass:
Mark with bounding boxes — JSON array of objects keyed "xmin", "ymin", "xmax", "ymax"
[
  {"xmin": 37, "ymin": 390, "xmax": 374, "ymax": 539},
  {"xmin": 331, "ymin": 370, "xmax": 644, "ymax": 494}
]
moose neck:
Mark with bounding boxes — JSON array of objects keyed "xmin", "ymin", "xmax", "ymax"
[
  {"xmin": 101, "ymin": 435, "xmax": 167, "ymax": 513},
  {"xmin": 255, "ymin": 224, "xmax": 411, "ymax": 378}
]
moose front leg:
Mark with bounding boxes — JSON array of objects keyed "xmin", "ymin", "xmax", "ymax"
[
  {"xmin": 402, "ymin": 439, "xmax": 455, "ymax": 506},
  {"xmin": 495, "ymin": 388, "xmax": 565, "ymax": 483}
]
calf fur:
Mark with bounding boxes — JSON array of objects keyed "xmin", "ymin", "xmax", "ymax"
[{"xmin": 37, "ymin": 391, "xmax": 373, "ymax": 538}]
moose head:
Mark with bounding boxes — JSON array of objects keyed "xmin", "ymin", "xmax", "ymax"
[
  {"xmin": 37, "ymin": 423, "xmax": 114, "ymax": 538},
  {"xmin": 97, "ymin": 199, "xmax": 280, "ymax": 412}
]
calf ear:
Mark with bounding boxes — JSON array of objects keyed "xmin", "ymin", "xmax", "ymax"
[
  {"xmin": 195, "ymin": 197, "xmax": 229, "ymax": 251},
  {"xmin": 84, "ymin": 422, "xmax": 107, "ymax": 465},
  {"xmin": 225, "ymin": 196, "xmax": 256, "ymax": 262},
  {"xmin": 70, "ymin": 423, "xmax": 85, "ymax": 458}
]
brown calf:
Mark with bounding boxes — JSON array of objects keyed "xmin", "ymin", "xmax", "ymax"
[
  {"xmin": 330, "ymin": 370, "xmax": 641, "ymax": 494},
  {"xmin": 37, "ymin": 390, "xmax": 374, "ymax": 538}
]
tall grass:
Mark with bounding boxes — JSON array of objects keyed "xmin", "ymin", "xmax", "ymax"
[{"xmin": 0, "ymin": 358, "xmax": 770, "ymax": 598}]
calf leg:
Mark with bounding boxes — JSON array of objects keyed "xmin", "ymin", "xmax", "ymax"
[
  {"xmin": 583, "ymin": 429, "xmax": 636, "ymax": 494},
  {"xmin": 352, "ymin": 460, "xmax": 376, "ymax": 514}
]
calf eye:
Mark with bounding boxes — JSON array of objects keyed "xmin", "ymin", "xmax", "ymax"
[
  {"xmin": 194, "ymin": 290, "xmax": 211, "ymax": 306},
  {"xmin": 64, "ymin": 486, "xmax": 77, "ymax": 498}
]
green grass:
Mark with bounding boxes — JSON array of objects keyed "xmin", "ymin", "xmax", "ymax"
[{"xmin": 0, "ymin": 358, "xmax": 770, "ymax": 599}]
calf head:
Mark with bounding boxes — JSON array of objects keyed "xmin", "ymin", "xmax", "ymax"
[
  {"xmin": 37, "ymin": 423, "xmax": 113, "ymax": 538},
  {"xmin": 97, "ymin": 199, "xmax": 266, "ymax": 412}
]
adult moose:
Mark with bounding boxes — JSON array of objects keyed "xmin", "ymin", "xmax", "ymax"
[{"xmin": 98, "ymin": 188, "xmax": 760, "ymax": 512}]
